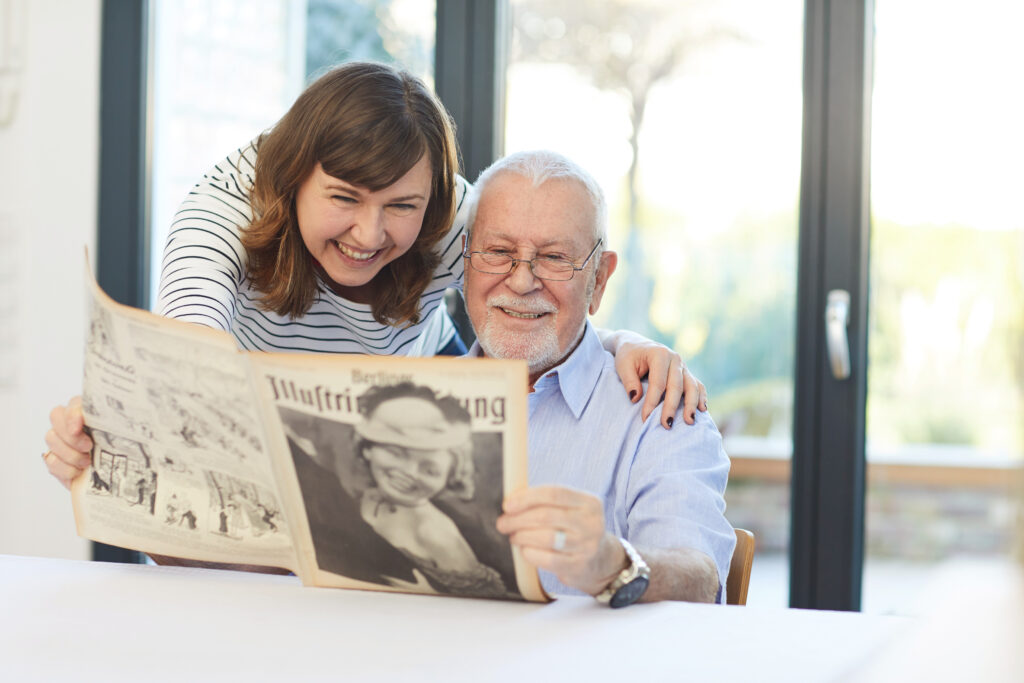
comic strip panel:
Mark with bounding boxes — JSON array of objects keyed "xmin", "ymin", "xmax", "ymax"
[
  {"xmin": 87, "ymin": 429, "xmax": 159, "ymax": 515},
  {"xmin": 130, "ymin": 326, "xmax": 265, "ymax": 465},
  {"xmin": 203, "ymin": 470, "xmax": 287, "ymax": 543},
  {"xmin": 81, "ymin": 300, "xmax": 152, "ymax": 440}
]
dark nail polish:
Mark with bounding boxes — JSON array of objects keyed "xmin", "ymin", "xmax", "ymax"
[
  {"xmin": 629, "ymin": 390, "xmax": 637, "ymax": 401},
  {"xmin": 667, "ymin": 417, "xmax": 674, "ymax": 428}
]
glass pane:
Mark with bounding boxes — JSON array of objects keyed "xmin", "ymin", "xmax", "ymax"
[
  {"xmin": 865, "ymin": 0, "xmax": 1024, "ymax": 615},
  {"xmin": 304, "ymin": 0, "xmax": 435, "ymax": 84},
  {"xmin": 148, "ymin": 0, "xmax": 306, "ymax": 305},
  {"xmin": 506, "ymin": 0, "xmax": 804, "ymax": 607},
  {"xmin": 148, "ymin": 0, "xmax": 436, "ymax": 307}
]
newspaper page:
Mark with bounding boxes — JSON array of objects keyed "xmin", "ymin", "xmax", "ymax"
[
  {"xmin": 71, "ymin": 266, "xmax": 546, "ymax": 602},
  {"xmin": 71, "ymin": 271, "xmax": 299, "ymax": 572},
  {"xmin": 249, "ymin": 352, "xmax": 547, "ymax": 602}
]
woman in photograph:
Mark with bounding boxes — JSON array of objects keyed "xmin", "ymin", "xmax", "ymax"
[
  {"xmin": 290, "ymin": 383, "xmax": 513, "ymax": 598},
  {"xmin": 43, "ymin": 60, "xmax": 703, "ymax": 495}
]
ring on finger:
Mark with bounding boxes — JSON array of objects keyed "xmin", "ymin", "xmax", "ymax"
[{"xmin": 552, "ymin": 530, "xmax": 567, "ymax": 552}]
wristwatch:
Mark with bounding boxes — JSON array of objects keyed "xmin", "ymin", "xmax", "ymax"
[{"xmin": 595, "ymin": 538, "xmax": 650, "ymax": 608}]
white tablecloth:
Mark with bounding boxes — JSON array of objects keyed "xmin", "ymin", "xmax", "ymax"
[{"xmin": 1, "ymin": 554, "xmax": 909, "ymax": 682}]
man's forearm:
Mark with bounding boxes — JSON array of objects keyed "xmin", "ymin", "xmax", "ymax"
[
  {"xmin": 639, "ymin": 547, "xmax": 720, "ymax": 604},
  {"xmin": 147, "ymin": 553, "xmax": 292, "ymax": 575}
]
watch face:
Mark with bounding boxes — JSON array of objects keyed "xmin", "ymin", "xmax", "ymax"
[{"xmin": 609, "ymin": 576, "xmax": 649, "ymax": 608}]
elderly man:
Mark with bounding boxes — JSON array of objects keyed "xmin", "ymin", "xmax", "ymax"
[{"xmin": 463, "ymin": 150, "xmax": 735, "ymax": 606}]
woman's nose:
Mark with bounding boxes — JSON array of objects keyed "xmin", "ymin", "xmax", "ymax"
[{"xmin": 348, "ymin": 206, "xmax": 386, "ymax": 247}]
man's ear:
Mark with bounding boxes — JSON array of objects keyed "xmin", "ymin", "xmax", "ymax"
[{"xmin": 588, "ymin": 250, "xmax": 618, "ymax": 315}]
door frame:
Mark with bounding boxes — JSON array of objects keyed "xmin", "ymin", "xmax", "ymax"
[{"xmin": 790, "ymin": 0, "xmax": 874, "ymax": 610}]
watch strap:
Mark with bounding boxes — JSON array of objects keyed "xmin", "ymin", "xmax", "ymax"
[{"xmin": 595, "ymin": 538, "xmax": 650, "ymax": 607}]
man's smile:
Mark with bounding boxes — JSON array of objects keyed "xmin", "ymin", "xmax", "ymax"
[
  {"xmin": 488, "ymin": 295, "xmax": 557, "ymax": 323},
  {"xmin": 499, "ymin": 308, "xmax": 548, "ymax": 320}
]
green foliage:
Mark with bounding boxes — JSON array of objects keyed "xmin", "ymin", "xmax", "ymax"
[
  {"xmin": 867, "ymin": 220, "xmax": 1024, "ymax": 450},
  {"xmin": 604, "ymin": 200, "xmax": 798, "ymax": 395}
]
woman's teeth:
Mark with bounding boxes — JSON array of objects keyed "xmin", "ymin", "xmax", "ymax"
[{"xmin": 334, "ymin": 240, "xmax": 380, "ymax": 261}]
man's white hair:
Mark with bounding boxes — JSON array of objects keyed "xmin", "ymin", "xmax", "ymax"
[{"xmin": 465, "ymin": 150, "xmax": 608, "ymax": 246}]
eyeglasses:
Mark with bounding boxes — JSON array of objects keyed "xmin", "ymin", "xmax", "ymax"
[{"xmin": 463, "ymin": 239, "xmax": 603, "ymax": 282}]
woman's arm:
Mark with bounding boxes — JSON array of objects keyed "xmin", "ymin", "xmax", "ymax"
[
  {"xmin": 595, "ymin": 328, "xmax": 708, "ymax": 429},
  {"xmin": 155, "ymin": 141, "xmax": 260, "ymax": 330}
]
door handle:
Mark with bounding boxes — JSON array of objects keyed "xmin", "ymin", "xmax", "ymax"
[{"xmin": 825, "ymin": 290, "xmax": 851, "ymax": 380}]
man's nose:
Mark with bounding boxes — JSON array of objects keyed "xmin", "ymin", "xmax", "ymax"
[{"xmin": 504, "ymin": 258, "xmax": 543, "ymax": 295}]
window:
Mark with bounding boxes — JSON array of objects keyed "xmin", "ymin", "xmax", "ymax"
[
  {"xmin": 863, "ymin": 0, "xmax": 1024, "ymax": 614},
  {"xmin": 505, "ymin": 0, "xmax": 804, "ymax": 606}
]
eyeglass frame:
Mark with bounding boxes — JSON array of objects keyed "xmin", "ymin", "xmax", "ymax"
[{"xmin": 462, "ymin": 239, "xmax": 604, "ymax": 282}]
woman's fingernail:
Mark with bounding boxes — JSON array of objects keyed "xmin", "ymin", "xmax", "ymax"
[
  {"xmin": 667, "ymin": 417, "xmax": 674, "ymax": 428},
  {"xmin": 629, "ymin": 390, "xmax": 637, "ymax": 401}
]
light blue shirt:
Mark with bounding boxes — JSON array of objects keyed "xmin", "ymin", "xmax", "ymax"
[{"xmin": 471, "ymin": 322, "xmax": 736, "ymax": 602}]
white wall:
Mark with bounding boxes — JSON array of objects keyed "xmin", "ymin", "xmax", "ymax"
[{"xmin": 0, "ymin": 0, "xmax": 100, "ymax": 559}]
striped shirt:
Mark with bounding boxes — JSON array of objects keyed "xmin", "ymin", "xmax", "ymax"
[{"xmin": 156, "ymin": 141, "xmax": 468, "ymax": 356}]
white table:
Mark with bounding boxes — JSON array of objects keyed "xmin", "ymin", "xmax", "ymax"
[
  {"xmin": 1, "ymin": 554, "xmax": 908, "ymax": 682},
  {"xmin": 851, "ymin": 558, "xmax": 1024, "ymax": 683}
]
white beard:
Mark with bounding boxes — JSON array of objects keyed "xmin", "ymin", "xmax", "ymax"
[{"xmin": 476, "ymin": 295, "xmax": 563, "ymax": 374}]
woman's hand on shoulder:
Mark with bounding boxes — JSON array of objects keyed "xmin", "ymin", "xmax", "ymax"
[
  {"xmin": 613, "ymin": 339, "xmax": 708, "ymax": 429},
  {"xmin": 43, "ymin": 396, "xmax": 93, "ymax": 490}
]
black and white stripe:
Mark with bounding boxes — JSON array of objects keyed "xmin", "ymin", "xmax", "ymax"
[{"xmin": 156, "ymin": 141, "xmax": 468, "ymax": 356}]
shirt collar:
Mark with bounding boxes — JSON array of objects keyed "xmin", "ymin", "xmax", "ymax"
[{"xmin": 466, "ymin": 321, "xmax": 604, "ymax": 420}]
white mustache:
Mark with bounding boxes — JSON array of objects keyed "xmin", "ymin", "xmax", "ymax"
[{"xmin": 487, "ymin": 295, "xmax": 557, "ymax": 315}]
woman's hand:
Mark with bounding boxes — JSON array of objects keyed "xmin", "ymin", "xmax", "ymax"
[
  {"xmin": 497, "ymin": 485, "xmax": 626, "ymax": 596},
  {"xmin": 613, "ymin": 339, "xmax": 708, "ymax": 428},
  {"xmin": 43, "ymin": 396, "xmax": 93, "ymax": 490}
]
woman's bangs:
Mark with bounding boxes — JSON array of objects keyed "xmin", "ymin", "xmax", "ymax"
[{"xmin": 319, "ymin": 120, "xmax": 427, "ymax": 191}]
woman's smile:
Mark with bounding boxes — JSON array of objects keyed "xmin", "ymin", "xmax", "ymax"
[
  {"xmin": 295, "ymin": 155, "xmax": 432, "ymax": 291},
  {"xmin": 380, "ymin": 467, "xmax": 424, "ymax": 495},
  {"xmin": 332, "ymin": 239, "xmax": 385, "ymax": 265}
]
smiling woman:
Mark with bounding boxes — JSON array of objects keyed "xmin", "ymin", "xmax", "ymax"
[
  {"xmin": 237, "ymin": 62, "xmax": 461, "ymax": 335},
  {"xmin": 295, "ymin": 156, "xmax": 433, "ymax": 304}
]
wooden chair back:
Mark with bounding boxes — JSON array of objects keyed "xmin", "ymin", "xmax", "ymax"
[{"xmin": 727, "ymin": 528, "xmax": 755, "ymax": 606}]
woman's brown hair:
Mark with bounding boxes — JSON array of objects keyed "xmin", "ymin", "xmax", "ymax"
[{"xmin": 242, "ymin": 61, "xmax": 460, "ymax": 326}]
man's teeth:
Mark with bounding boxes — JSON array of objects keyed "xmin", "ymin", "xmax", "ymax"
[
  {"xmin": 502, "ymin": 308, "xmax": 544, "ymax": 319},
  {"xmin": 334, "ymin": 241, "xmax": 379, "ymax": 261}
]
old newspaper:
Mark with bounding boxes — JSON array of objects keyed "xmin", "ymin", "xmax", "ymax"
[{"xmin": 72, "ymin": 269, "xmax": 544, "ymax": 602}]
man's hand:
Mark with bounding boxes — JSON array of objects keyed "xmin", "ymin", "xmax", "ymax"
[{"xmin": 496, "ymin": 485, "xmax": 627, "ymax": 595}]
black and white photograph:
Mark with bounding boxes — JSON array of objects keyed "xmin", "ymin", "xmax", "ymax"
[{"xmin": 281, "ymin": 383, "xmax": 522, "ymax": 600}]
